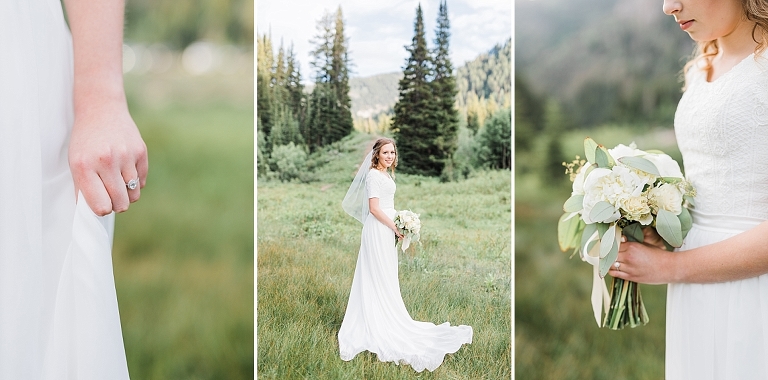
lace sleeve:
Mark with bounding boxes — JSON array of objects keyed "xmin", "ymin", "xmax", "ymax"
[{"xmin": 366, "ymin": 170, "xmax": 380, "ymax": 199}]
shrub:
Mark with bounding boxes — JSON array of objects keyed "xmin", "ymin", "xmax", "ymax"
[{"xmin": 270, "ymin": 142, "xmax": 308, "ymax": 182}]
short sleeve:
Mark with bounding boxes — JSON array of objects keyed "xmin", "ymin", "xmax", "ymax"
[{"xmin": 366, "ymin": 170, "xmax": 380, "ymax": 199}]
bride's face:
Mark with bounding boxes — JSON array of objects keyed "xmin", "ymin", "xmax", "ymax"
[
  {"xmin": 662, "ymin": 0, "xmax": 745, "ymax": 42},
  {"xmin": 378, "ymin": 143, "xmax": 396, "ymax": 169}
]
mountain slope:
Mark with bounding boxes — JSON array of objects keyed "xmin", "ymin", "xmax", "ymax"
[
  {"xmin": 515, "ymin": 0, "xmax": 694, "ymax": 126},
  {"xmin": 349, "ymin": 39, "xmax": 512, "ymax": 120}
]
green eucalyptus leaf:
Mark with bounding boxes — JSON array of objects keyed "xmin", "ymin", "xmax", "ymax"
[
  {"xmin": 580, "ymin": 223, "xmax": 598, "ymax": 255},
  {"xmin": 679, "ymin": 207, "xmax": 693, "ymax": 239},
  {"xmin": 563, "ymin": 194, "xmax": 585, "ymax": 213},
  {"xmin": 623, "ymin": 223, "xmax": 644, "ymax": 243},
  {"xmin": 661, "ymin": 177, "xmax": 683, "ymax": 184},
  {"xmin": 595, "ymin": 147, "xmax": 611, "ymax": 168},
  {"xmin": 589, "ymin": 201, "xmax": 616, "ymax": 223},
  {"xmin": 684, "ymin": 194, "xmax": 696, "ymax": 207},
  {"xmin": 600, "ymin": 223, "xmax": 617, "ymax": 258},
  {"xmin": 599, "ymin": 225, "xmax": 621, "ymax": 277},
  {"xmin": 596, "ymin": 222, "xmax": 609, "ymax": 239},
  {"xmin": 618, "ymin": 156, "xmax": 660, "ymax": 176},
  {"xmin": 656, "ymin": 208, "xmax": 683, "ymax": 247},
  {"xmin": 645, "ymin": 149, "xmax": 665, "ymax": 154},
  {"xmin": 558, "ymin": 213, "xmax": 583, "ymax": 252},
  {"xmin": 599, "ymin": 145, "xmax": 615, "ymax": 166},
  {"xmin": 584, "ymin": 138, "xmax": 598, "ymax": 163}
]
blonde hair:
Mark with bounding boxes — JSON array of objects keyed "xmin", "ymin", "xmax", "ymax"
[
  {"xmin": 369, "ymin": 138, "xmax": 398, "ymax": 177},
  {"xmin": 683, "ymin": 0, "xmax": 768, "ymax": 86}
]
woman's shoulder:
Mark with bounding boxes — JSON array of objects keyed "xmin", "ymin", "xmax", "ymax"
[{"xmin": 367, "ymin": 168, "xmax": 384, "ymax": 182}]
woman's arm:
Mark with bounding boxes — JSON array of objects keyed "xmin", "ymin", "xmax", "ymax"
[
  {"xmin": 609, "ymin": 221, "xmax": 768, "ymax": 284},
  {"xmin": 368, "ymin": 197, "xmax": 403, "ymax": 239},
  {"xmin": 64, "ymin": 0, "xmax": 148, "ymax": 216}
]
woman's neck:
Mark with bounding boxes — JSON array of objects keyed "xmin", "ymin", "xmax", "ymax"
[
  {"xmin": 709, "ymin": 20, "xmax": 758, "ymax": 82},
  {"xmin": 716, "ymin": 20, "xmax": 758, "ymax": 60}
]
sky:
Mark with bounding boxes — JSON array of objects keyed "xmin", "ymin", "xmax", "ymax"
[{"xmin": 256, "ymin": 0, "xmax": 512, "ymax": 83}]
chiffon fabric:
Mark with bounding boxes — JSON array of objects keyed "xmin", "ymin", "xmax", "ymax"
[
  {"xmin": 0, "ymin": 1, "xmax": 129, "ymax": 379},
  {"xmin": 338, "ymin": 169, "xmax": 472, "ymax": 372},
  {"xmin": 668, "ymin": 51, "xmax": 768, "ymax": 379}
]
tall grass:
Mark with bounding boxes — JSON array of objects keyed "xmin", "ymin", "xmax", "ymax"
[
  {"xmin": 515, "ymin": 126, "xmax": 681, "ymax": 379},
  {"xmin": 113, "ymin": 65, "xmax": 254, "ymax": 379},
  {"xmin": 257, "ymin": 134, "xmax": 511, "ymax": 379}
]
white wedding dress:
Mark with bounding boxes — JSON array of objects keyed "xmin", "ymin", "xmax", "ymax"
[
  {"xmin": 668, "ymin": 51, "xmax": 768, "ymax": 379},
  {"xmin": 0, "ymin": 1, "xmax": 129, "ymax": 379},
  {"xmin": 338, "ymin": 169, "xmax": 472, "ymax": 372}
]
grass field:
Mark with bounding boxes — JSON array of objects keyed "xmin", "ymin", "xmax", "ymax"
[
  {"xmin": 257, "ymin": 134, "xmax": 511, "ymax": 379},
  {"xmin": 515, "ymin": 126, "xmax": 682, "ymax": 379},
  {"xmin": 112, "ymin": 61, "xmax": 254, "ymax": 379}
]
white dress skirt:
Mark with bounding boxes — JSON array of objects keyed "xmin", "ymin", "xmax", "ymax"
[
  {"xmin": 338, "ymin": 169, "xmax": 472, "ymax": 372},
  {"xmin": 666, "ymin": 211, "xmax": 768, "ymax": 379},
  {"xmin": 0, "ymin": 1, "xmax": 129, "ymax": 378}
]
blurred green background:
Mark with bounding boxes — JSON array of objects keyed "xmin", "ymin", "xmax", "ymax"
[
  {"xmin": 515, "ymin": 0, "xmax": 694, "ymax": 378},
  {"xmin": 110, "ymin": 1, "xmax": 254, "ymax": 378}
]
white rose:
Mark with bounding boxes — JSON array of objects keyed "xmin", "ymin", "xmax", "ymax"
[
  {"xmin": 572, "ymin": 164, "xmax": 588, "ymax": 195},
  {"xmin": 644, "ymin": 153, "xmax": 684, "ymax": 178},
  {"xmin": 581, "ymin": 168, "xmax": 620, "ymax": 224},
  {"xmin": 608, "ymin": 143, "xmax": 643, "ymax": 160},
  {"xmin": 581, "ymin": 165, "xmax": 649, "ymax": 224},
  {"xmin": 619, "ymin": 195, "xmax": 653, "ymax": 225},
  {"xmin": 648, "ymin": 183, "xmax": 683, "ymax": 215}
]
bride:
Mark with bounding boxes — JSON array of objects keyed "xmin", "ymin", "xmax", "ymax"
[
  {"xmin": 609, "ymin": 0, "xmax": 768, "ymax": 378},
  {"xmin": 1, "ymin": 0, "xmax": 146, "ymax": 378},
  {"xmin": 338, "ymin": 138, "xmax": 472, "ymax": 373}
]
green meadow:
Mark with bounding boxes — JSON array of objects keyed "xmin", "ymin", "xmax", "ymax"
[
  {"xmin": 113, "ymin": 63, "xmax": 254, "ymax": 379},
  {"xmin": 257, "ymin": 134, "xmax": 511, "ymax": 379},
  {"xmin": 515, "ymin": 126, "xmax": 682, "ymax": 379}
]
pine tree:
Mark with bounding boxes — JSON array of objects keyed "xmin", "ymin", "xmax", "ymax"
[
  {"xmin": 273, "ymin": 40, "xmax": 288, "ymax": 105},
  {"xmin": 330, "ymin": 6, "xmax": 353, "ymax": 140},
  {"xmin": 285, "ymin": 44, "xmax": 306, "ymax": 134},
  {"xmin": 393, "ymin": 4, "xmax": 441, "ymax": 176},
  {"xmin": 432, "ymin": 0, "xmax": 459, "ymax": 171},
  {"xmin": 306, "ymin": 7, "xmax": 353, "ymax": 151},
  {"xmin": 269, "ymin": 104, "xmax": 304, "ymax": 147},
  {"xmin": 256, "ymin": 34, "xmax": 274, "ymax": 137},
  {"xmin": 476, "ymin": 108, "xmax": 511, "ymax": 170}
]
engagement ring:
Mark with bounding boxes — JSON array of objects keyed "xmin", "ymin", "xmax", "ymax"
[
  {"xmin": 613, "ymin": 262, "xmax": 621, "ymax": 271},
  {"xmin": 126, "ymin": 177, "xmax": 139, "ymax": 190}
]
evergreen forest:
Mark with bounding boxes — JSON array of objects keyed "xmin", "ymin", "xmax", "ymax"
[{"xmin": 257, "ymin": 2, "xmax": 511, "ymax": 182}]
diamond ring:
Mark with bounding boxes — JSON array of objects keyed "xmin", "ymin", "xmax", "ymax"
[
  {"xmin": 126, "ymin": 177, "xmax": 140, "ymax": 190},
  {"xmin": 613, "ymin": 262, "xmax": 621, "ymax": 271}
]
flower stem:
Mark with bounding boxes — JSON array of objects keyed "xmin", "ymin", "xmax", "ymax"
[{"xmin": 603, "ymin": 277, "xmax": 649, "ymax": 330}]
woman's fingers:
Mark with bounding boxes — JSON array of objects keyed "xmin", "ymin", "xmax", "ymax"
[
  {"xmin": 122, "ymin": 170, "xmax": 140, "ymax": 204},
  {"xmin": 122, "ymin": 153, "xmax": 144, "ymax": 204},
  {"xmin": 102, "ymin": 167, "xmax": 130, "ymax": 213},
  {"xmin": 135, "ymin": 142, "xmax": 149, "ymax": 189},
  {"xmin": 75, "ymin": 171, "xmax": 113, "ymax": 216}
]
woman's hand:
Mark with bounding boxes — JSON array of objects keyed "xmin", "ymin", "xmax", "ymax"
[
  {"xmin": 608, "ymin": 238, "xmax": 678, "ymax": 284},
  {"xmin": 642, "ymin": 227, "xmax": 668, "ymax": 250},
  {"xmin": 63, "ymin": 0, "xmax": 148, "ymax": 216},
  {"xmin": 69, "ymin": 100, "xmax": 147, "ymax": 216},
  {"xmin": 394, "ymin": 229, "xmax": 404, "ymax": 240}
]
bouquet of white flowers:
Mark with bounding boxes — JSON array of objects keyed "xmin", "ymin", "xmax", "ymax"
[
  {"xmin": 394, "ymin": 210, "xmax": 421, "ymax": 252},
  {"xmin": 558, "ymin": 138, "xmax": 695, "ymax": 330}
]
